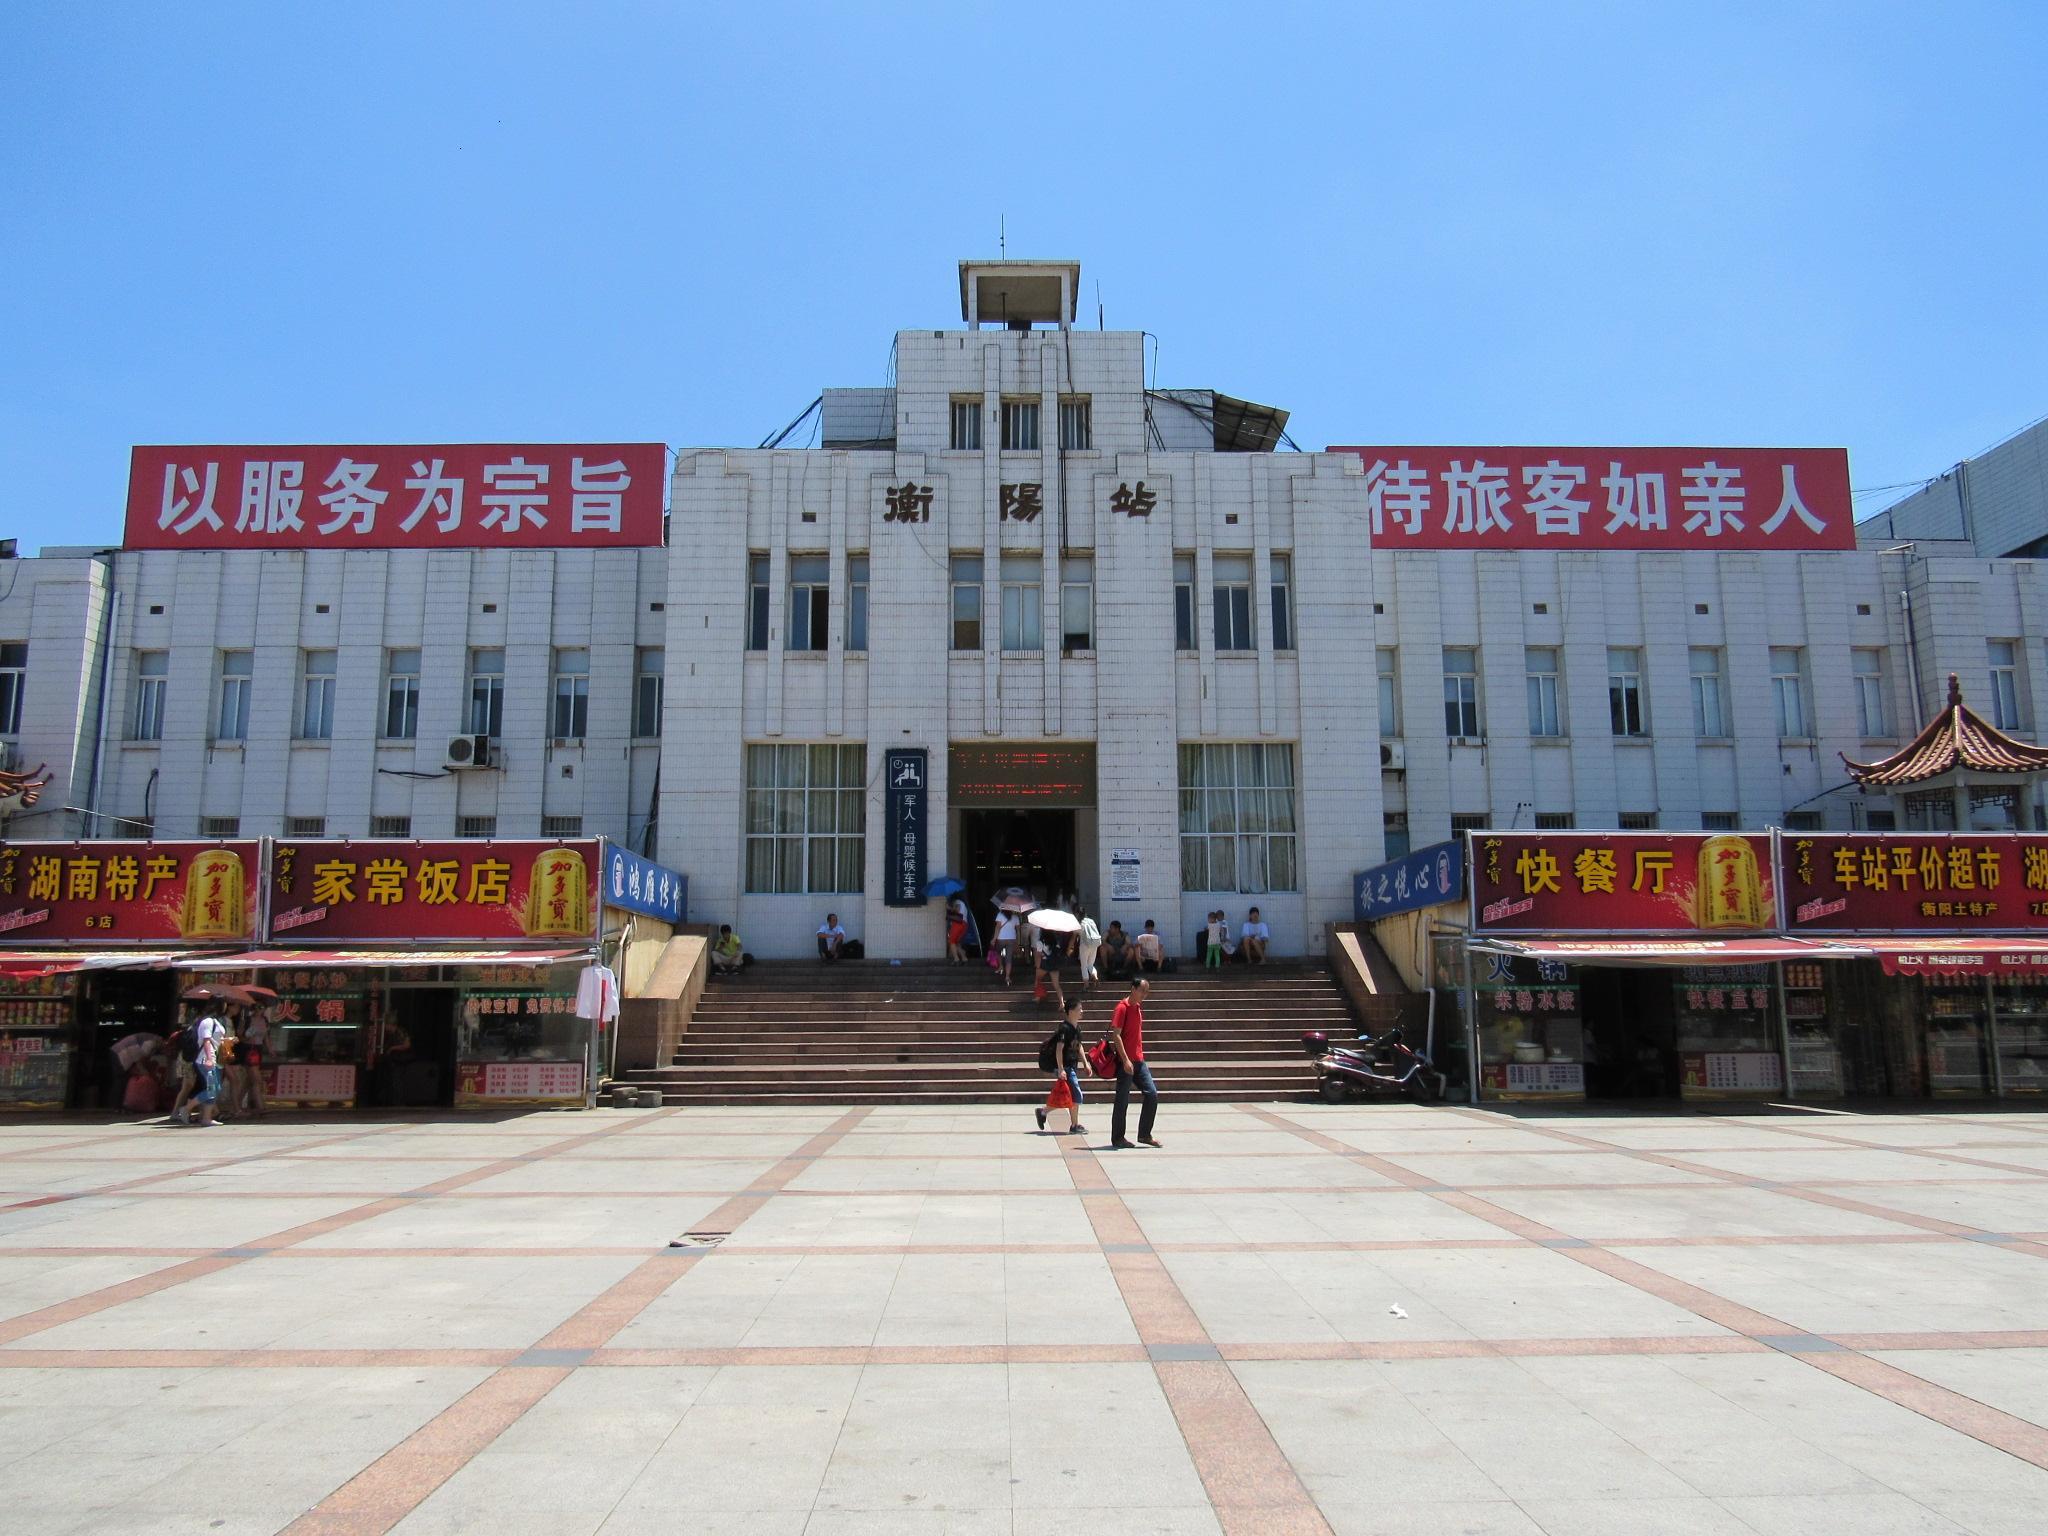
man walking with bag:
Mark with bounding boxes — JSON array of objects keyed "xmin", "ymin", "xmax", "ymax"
[{"xmin": 1108, "ymin": 976, "xmax": 1161, "ymax": 1150}]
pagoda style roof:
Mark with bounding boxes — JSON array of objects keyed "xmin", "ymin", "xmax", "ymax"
[
  {"xmin": 0, "ymin": 763, "xmax": 46, "ymax": 810},
  {"xmin": 1845, "ymin": 675, "xmax": 2048, "ymax": 788}
]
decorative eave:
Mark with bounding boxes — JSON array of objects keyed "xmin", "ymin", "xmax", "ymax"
[
  {"xmin": 0, "ymin": 763, "xmax": 48, "ymax": 817},
  {"xmin": 1844, "ymin": 675, "xmax": 2048, "ymax": 789}
]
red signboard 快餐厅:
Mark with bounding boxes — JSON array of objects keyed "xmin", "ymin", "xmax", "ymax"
[
  {"xmin": 1779, "ymin": 833, "xmax": 2048, "ymax": 934},
  {"xmin": 1471, "ymin": 832, "xmax": 1776, "ymax": 934},
  {"xmin": 267, "ymin": 840, "xmax": 600, "ymax": 944},
  {"xmin": 0, "ymin": 841, "xmax": 260, "ymax": 944},
  {"xmin": 1325, "ymin": 446, "xmax": 1854, "ymax": 552},
  {"xmin": 124, "ymin": 444, "xmax": 667, "ymax": 550}
]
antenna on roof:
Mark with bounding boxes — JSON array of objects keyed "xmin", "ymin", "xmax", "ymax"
[
  {"xmin": 1096, "ymin": 280, "xmax": 1104, "ymax": 330},
  {"xmin": 999, "ymin": 214, "xmax": 1005, "ymax": 258}
]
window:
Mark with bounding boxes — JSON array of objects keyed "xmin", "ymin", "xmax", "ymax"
[
  {"xmin": 786, "ymin": 556, "xmax": 829, "ymax": 653},
  {"xmin": 1989, "ymin": 640, "xmax": 2021, "ymax": 729},
  {"xmin": 468, "ymin": 648, "xmax": 504, "ymax": 737},
  {"xmin": 1784, "ymin": 810, "xmax": 1822, "ymax": 831},
  {"xmin": 1270, "ymin": 554, "xmax": 1294, "ymax": 651},
  {"xmin": 551, "ymin": 648, "xmax": 589, "ymax": 739},
  {"xmin": 1701, "ymin": 811, "xmax": 1739, "ymax": 831},
  {"xmin": 1443, "ymin": 647, "xmax": 1480, "ymax": 738},
  {"xmin": 1177, "ymin": 743, "xmax": 1299, "ymax": 894},
  {"xmin": 0, "ymin": 644, "xmax": 23, "ymax": 735},
  {"xmin": 370, "ymin": 815, "xmax": 411, "ymax": 837},
  {"xmin": 458, "ymin": 815, "xmax": 497, "ymax": 838},
  {"xmin": 542, "ymin": 815, "xmax": 582, "ymax": 836},
  {"xmin": 133, "ymin": 651, "xmax": 168, "ymax": 740},
  {"xmin": 746, "ymin": 554, "xmax": 770, "ymax": 651},
  {"xmin": 949, "ymin": 398, "xmax": 982, "ymax": 450},
  {"xmin": 1173, "ymin": 554, "xmax": 1196, "ymax": 651},
  {"xmin": 1525, "ymin": 647, "xmax": 1561, "ymax": 737},
  {"xmin": 1053, "ymin": 556, "xmax": 1091, "ymax": 652},
  {"xmin": 1449, "ymin": 813, "xmax": 1489, "ymax": 834},
  {"xmin": 1382, "ymin": 813, "xmax": 1410, "ymax": 860},
  {"xmin": 1212, "ymin": 555, "xmax": 1253, "ymax": 652},
  {"xmin": 286, "ymin": 816, "xmax": 325, "ymax": 837},
  {"xmin": 1000, "ymin": 553, "xmax": 1042, "ymax": 651},
  {"xmin": 384, "ymin": 649, "xmax": 421, "ymax": 739},
  {"xmin": 1853, "ymin": 648, "xmax": 1887, "ymax": 737},
  {"xmin": 951, "ymin": 555, "xmax": 983, "ymax": 649},
  {"xmin": 1690, "ymin": 647, "xmax": 1726, "ymax": 738},
  {"xmin": 1000, "ymin": 399, "xmax": 1040, "ymax": 451},
  {"xmin": 1607, "ymin": 647, "xmax": 1646, "ymax": 737},
  {"xmin": 1534, "ymin": 812, "xmax": 1575, "ymax": 830},
  {"xmin": 1771, "ymin": 647, "xmax": 1808, "ymax": 737},
  {"xmin": 217, "ymin": 652, "xmax": 253, "ymax": 741},
  {"xmin": 634, "ymin": 648, "xmax": 664, "ymax": 737},
  {"xmin": 1378, "ymin": 649, "xmax": 1399, "ymax": 735},
  {"xmin": 1618, "ymin": 811, "xmax": 1659, "ymax": 830},
  {"xmin": 297, "ymin": 650, "xmax": 336, "ymax": 739},
  {"xmin": 1866, "ymin": 809, "xmax": 1897, "ymax": 831},
  {"xmin": 200, "ymin": 816, "xmax": 239, "ymax": 838},
  {"xmin": 846, "ymin": 557, "xmax": 868, "ymax": 653},
  {"xmin": 745, "ymin": 743, "xmax": 867, "ymax": 894},
  {"xmin": 1059, "ymin": 397, "xmax": 1092, "ymax": 450}
]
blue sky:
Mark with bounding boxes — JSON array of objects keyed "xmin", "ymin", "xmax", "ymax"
[{"xmin": 4, "ymin": 2, "xmax": 2043, "ymax": 551}]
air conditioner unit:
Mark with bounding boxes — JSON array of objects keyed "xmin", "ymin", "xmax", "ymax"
[
  {"xmin": 1380, "ymin": 741, "xmax": 1406, "ymax": 772},
  {"xmin": 445, "ymin": 734, "xmax": 494, "ymax": 771}
]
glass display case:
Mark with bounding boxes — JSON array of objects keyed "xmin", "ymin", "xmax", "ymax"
[
  {"xmin": 1991, "ymin": 979, "xmax": 2048, "ymax": 1096},
  {"xmin": 1474, "ymin": 956, "xmax": 1585, "ymax": 1101},
  {"xmin": 1674, "ymin": 965, "xmax": 1784, "ymax": 1099},
  {"xmin": 1921, "ymin": 977, "xmax": 1992, "ymax": 1096},
  {"xmin": 1781, "ymin": 960, "xmax": 1844, "ymax": 1097},
  {"xmin": 454, "ymin": 961, "xmax": 589, "ymax": 1106},
  {"xmin": 0, "ymin": 973, "xmax": 75, "ymax": 1108},
  {"xmin": 261, "ymin": 968, "xmax": 368, "ymax": 1106}
]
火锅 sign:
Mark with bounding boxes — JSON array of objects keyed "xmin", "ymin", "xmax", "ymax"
[
  {"xmin": 601, "ymin": 842, "xmax": 686, "ymax": 925},
  {"xmin": 1780, "ymin": 834, "xmax": 2048, "ymax": 933},
  {"xmin": 1355, "ymin": 839, "xmax": 1464, "ymax": 922},
  {"xmin": 267, "ymin": 840, "xmax": 599, "ymax": 943},
  {"xmin": 1328, "ymin": 446, "xmax": 1853, "ymax": 551},
  {"xmin": 126, "ymin": 444, "xmax": 666, "ymax": 550},
  {"xmin": 0, "ymin": 841, "xmax": 259, "ymax": 944},
  {"xmin": 1472, "ymin": 832, "xmax": 1776, "ymax": 934}
]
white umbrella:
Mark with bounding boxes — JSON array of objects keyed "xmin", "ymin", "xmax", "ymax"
[{"xmin": 1028, "ymin": 909, "xmax": 1081, "ymax": 934}]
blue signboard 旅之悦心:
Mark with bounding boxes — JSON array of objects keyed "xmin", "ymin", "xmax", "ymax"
[
  {"xmin": 1353, "ymin": 839, "xmax": 1465, "ymax": 923},
  {"xmin": 884, "ymin": 748, "xmax": 928, "ymax": 906},
  {"xmin": 602, "ymin": 842, "xmax": 687, "ymax": 924}
]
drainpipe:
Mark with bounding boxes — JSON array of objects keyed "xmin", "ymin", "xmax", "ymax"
[
  {"xmin": 1899, "ymin": 585, "xmax": 1924, "ymax": 727},
  {"xmin": 80, "ymin": 554, "xmax": 119, "ymax": 838}
]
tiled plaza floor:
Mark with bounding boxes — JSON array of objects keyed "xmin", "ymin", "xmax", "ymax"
[{"xmin": 2, "ymin": 1100, "xmax": 2047, "ymax": 1534}]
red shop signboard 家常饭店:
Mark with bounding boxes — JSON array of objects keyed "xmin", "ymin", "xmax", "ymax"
[
  {"xmin": 266, "ymin": 840, "xmax": 600, "ymax": 944},
  {"xmin": 0, "ymin": 841, "xmax": 260, "ymax": 944},
  {"xmin": 1779, "ymin": 833, "xmax": 2048, "ymax": 934},
  {"xmin": 1471, "ymin": 832, "xmax": 1776, "ymax": 935}
]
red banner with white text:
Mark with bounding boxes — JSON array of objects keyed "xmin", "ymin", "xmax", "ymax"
[
  {"xmin": 1472, "ymin": 832, "xmax": 1777, "ymax": 934},
  {"xmin": 1779, "ymin": 834, "xmax": 2048, "ymax": 933},
  {"xmin": 0, "ymin": 841, "xmax": 260, "ymax": 944},
  {"xmin": 266, "ymin": 840, "xmax": 600, "ymax": 944}
]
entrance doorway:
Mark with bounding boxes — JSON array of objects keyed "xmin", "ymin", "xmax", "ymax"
[
  {"xmin": 960, "ymin": 809, "xmax": 1076, "ymax": 931},
  {"xmin": 381, "ymin": 987, "xmax": 457, "ymax": 1107},
  {"xmin": 1580, "ymin": 969, "xmax": 1681, "ymax": 1099},
  {"xmin": 79, "ymin": 971, "xmax": 178, "ymax": 1109}
]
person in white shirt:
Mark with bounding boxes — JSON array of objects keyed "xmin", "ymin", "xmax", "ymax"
[
  {"xmin": 190, "ymin": 1006, "xmax": 229, "ymax": 1127},
  {"xmin": 992, "ymin": 908, "xmax": 1020, "ymax": 986},
  {"xmin": 1132, "ymin": 920, "xmax": 1166, "ymax": 973},
  {"xmin": 817, "ymin": 914, "xmax": 847, "ymax": 962},
  {"xmin": 1240, "ymin": 906, "xmax": 1271, "ymax": 965}
]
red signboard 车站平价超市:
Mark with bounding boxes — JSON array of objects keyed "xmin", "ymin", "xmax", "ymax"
[
  {"xmin": 1325, "ymin": 446, "xmax": 1854, "ymax": 551},
  {"xmin": 124, "ymin": 444, "xmax": 667, "ymax": 550},
  {"xmin": 1779, "ymin": 833, "xmax": 2048, "ymax": 933},
  {"xmin": 1471, "ymin": 833, "xmax": 1776, "ymax": 934},
  {"xmin": 0, "ymin": 841, "xmax": 260, "ymax": 944},
  {"xmin": 266, "ymin": 840, "xmax": 600, "ymax": 944}
]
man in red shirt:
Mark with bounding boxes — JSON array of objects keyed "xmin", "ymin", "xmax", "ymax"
[{"xmin": 1109, "ymin": 976, "xmax": 1161, "ymax": 1149}]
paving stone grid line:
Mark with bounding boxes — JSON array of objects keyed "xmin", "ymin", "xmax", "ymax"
[{"xmin": 2, "ymin": 1102, "xmax": 2048, "ymax": 1534}]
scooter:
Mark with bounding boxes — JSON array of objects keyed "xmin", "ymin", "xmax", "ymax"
[{"xmin": 1302, "ymin": 1025, "xmax": 1448, "ymax": 1104}]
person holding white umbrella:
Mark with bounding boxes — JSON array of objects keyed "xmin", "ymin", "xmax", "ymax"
[
  {"xmin": 1028, "ymin": 907, "xmax": 1081, "ymax": 1006},
  {"xmin": 992, "ymin": 888, "xmax": 1035, "ymax": 987}
]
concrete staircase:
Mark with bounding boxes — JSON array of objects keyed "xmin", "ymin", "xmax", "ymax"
[{"xmin": 616, "ymin": 959, "xmax": 1357, "ymax": 1105}]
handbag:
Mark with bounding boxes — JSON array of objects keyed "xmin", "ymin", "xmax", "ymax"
[{"xmin": 1086, "ymin": 1038, "xmax": 1118, "ymax": 1080}]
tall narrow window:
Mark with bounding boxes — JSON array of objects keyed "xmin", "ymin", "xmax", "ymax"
[
  {"xmin": 1173, "ymin": 554, "xmax": 1196, "ymax": 650},
  {"xmin": 1525, "ymin": 647, "xmax": 1561, "ymax": 737},
  {"xmin": 1443, "ymin": 647, "xmax": 1480, "ymax": 738},
  {"xmin": 299, "ymin": 650, "xmax": 336, "ymax": 739},
  {"xmin": 949, "ymin": 398, "xmax": 982, "ymax": 450},
  {"xmin": 133, "ymin": 651, "xmax": 168, "ymax": 741},
  {"xmin": 1212, "ymin": 555, "xmax": 1253, "ymax": 652},
  {"xmin": 746, "ymin": 554, "xmax": 770, "ymax": 651},
  {"xmin": 951, "ymin": 555, "xmax": 983, "ymax": 650},
  {"xmin": 634, "ymin": 647, "xmax": 664, "ymax": 737},
  {"xmin": 1771, "ymin": 647, "xmax": 1808, "ymax": 737},
  {"xmin": 217, "ymin": 651, "xmax": 253, "ymax": 741},
  {"xmin": 383, "ymin": 649, "xmax": 420, "ymax": 739},
  {"xmin": 1989, "ymin": 640, "xmax": 2021, "ymax": 729},
  {"xmin": 1378, "ymin": 648, "xmax": 1400, "ymax": 735},
  {"xmin": 551, "ymin": 648, "xmax": 589, "ymax": 739},
  {"xmin": 1853, "ymin": 648, "xmax": 1887, "ymax": 737},
  {"xmin": 1382, "ymin": 812, "xmax": 1410, "ymax": 861},
  {"xmin": 1000, "ymin": 553, "xmax": 1042, "ymax": 651},
  {"xmin": 0, "ymin": 644, "xmax": 23, "ymax": 736},
  {"xmin": 1000, "ymin": 399, "xmax": 1040, "ymax": 451},
  {"xmin": 786, "ymin": 556, "xmax": 829, "ymax": 652},
  {"xmin": 1607, "ymin": 646, "xmax": 1646, "ymax": 736},
  {"xmin": 468, "ymin": 648, "xmax": 504, "ymax": 738},
  {"xmin": 1690, "ymin": 647, "xmax": 1726, "ymax": 738},
  {"xmin": 744, "ymin": 742, "xmax": 866, "ymax": 894},
  {"xmin": 1269, "ymin": 554, "xmax": 1294, "ymax": 651},
  {"xmin": 1060, "ymin": 555, "xmax": 1093, "ymax": 651},
  {"xmin": 1178, "ymin": 743, "xmax": 1299, "ymax": 894},
  {"xmin": 1059, "ymin": 397, "xmax": 1092, "ymax": 450},
  {"xmin": 846, "ymin": 556, "xmax": 868, "ymax": 653}
]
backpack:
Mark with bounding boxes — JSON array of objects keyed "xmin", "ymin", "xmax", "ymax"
[
  {"xmin": 1038, "ymin": 1032, "xmax": 1059, "ymax": 1073},
  {"xmin": 1079, "ymin": 916, "xmax": 1101, "ymax": 949},
  {"xmin": 175, "ymin": 1024, "xmax": 200, "ymax": 1063}
]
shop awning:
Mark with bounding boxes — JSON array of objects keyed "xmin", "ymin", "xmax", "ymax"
[
  {"xmin": 186, "ymin": 948, "xmax": 592, "ymax": 970},
  {"xmin": 1856, "ymin": 938, "xmax": 2048, "ymax": 977},
  {"xmin": 0, "ymin": 948, "xmax": 212, "ymax": 977},
  {"xmin": 1470, "ymin": 937, "xmax": 1864, "ymax": 967}
]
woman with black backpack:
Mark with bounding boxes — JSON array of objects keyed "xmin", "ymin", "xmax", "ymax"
[{"xmin": 1034, "ymin": 995, "xmax": 1087, "ymax": 1135}]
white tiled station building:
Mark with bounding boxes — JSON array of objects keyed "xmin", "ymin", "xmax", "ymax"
[{"xmin": 7, "ymin": 259, "xmax": 2048, "ymax": 958}]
